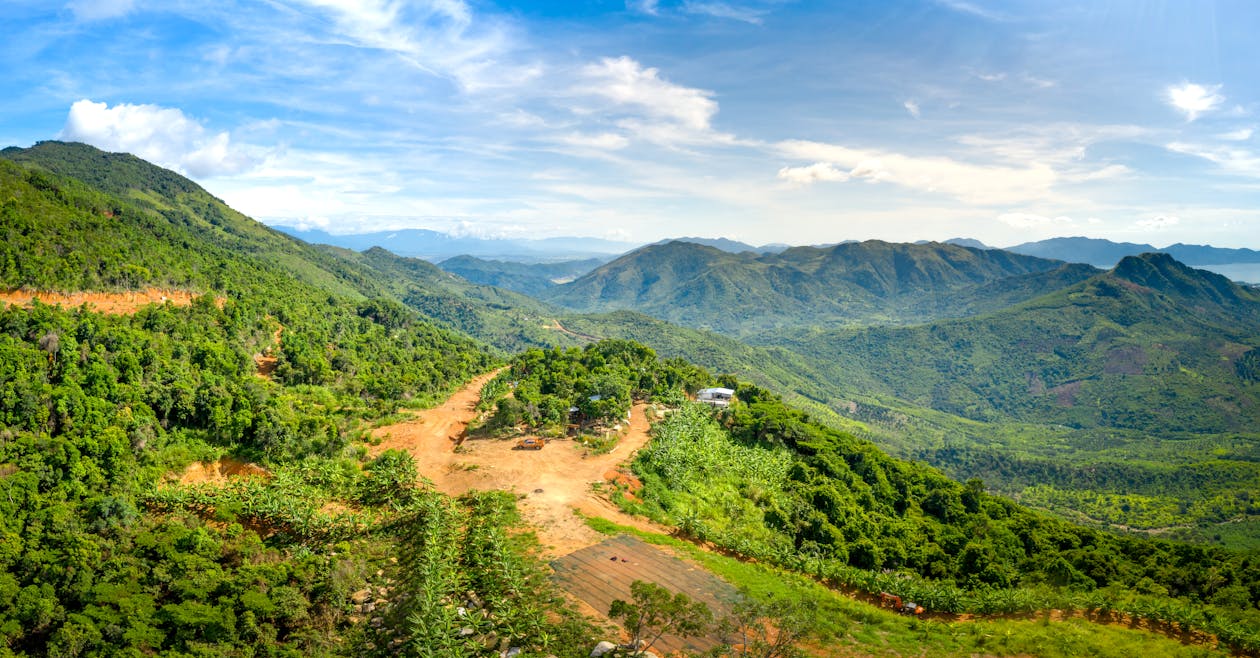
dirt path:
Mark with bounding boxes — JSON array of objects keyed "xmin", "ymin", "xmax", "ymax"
[
  {"xmin": 541, "ymin": 319, "xmax": 601, "ymax": 343},
  {"xmin": 370, "ymin": 373, "xmax": 668, "ymax": 558},
  {"xmin": 0, "ymin": 288, "xmax": 219, "ymax": 314}
]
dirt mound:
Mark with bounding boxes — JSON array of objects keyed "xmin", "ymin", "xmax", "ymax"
[
  {"xmin": 0, "ymin": 288, "xmax": 221, "ymax": 315},
  {"xmin": 176, "ymin": 457, "xmax": 271, "ymax": 486}
]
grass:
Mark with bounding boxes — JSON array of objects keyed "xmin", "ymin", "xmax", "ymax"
[{"xmin": 581, "ymin": 516, "xmax": 1230, "ymax": 658}]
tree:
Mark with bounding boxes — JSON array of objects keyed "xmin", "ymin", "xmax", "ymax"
[
  {"xmin": 609, "ymin": 580, "xmax": 712, "ymax": 656},
  {"xmin": 710, "ymin": 592, "xmax": 815, "ymax": 658}
]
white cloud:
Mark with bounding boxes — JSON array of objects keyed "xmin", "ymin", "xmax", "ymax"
[
  {"xmin": 1219, "ymin": 128, "xmax": 1253, "ymax": 141},
  {"xmin": 559, "ymin": 132, "xmax": 630, "ymax": 150},
  {"xmin": 1077, "ymin": 164, "xmax": 1131, "ymax": 181},
  {"xmin": 682, "ymin": 1, "xmax": 766, "ymax": 25},
  {"xmin": 66, "ymin": 0, "xmax": 135, "ymax": 21},
  {"xmin": 1136, "ymin": 215, "xmax": 1180, "ymax": 230},
  {"xmin": 777, "ymin": 162, "xmax": 850, "ymax": 185},
  {"xmin": 59, "ymin": 99, "xmax": 264, "ymax": 177},
  {"xmin": 1167, "ymin": 82, "xmax": 1225, "ymax": 121},
  {"xmin": 934, "ymin": 0, "xmax": 1005, "ymax": 21},
  {"xmin": 1167, "ymin": 141, "xmax": 1260, "ymax": 178},
  {"xmin": 903, "ymin": 100, "xmax": 921, "ymax": 118},
  {"xmin": 999, "ymin": 213, "xmax": 1069, "ymax": 228},
  {"xmin": 776, "ymin": 139, "xmax": 1057, "ymax": 205},
  {"xmin": 627, "ymin": 0, "xmax": 660, "ymax": 15},
  {"xmin": 1020, "ymin": 73, "xmax": 1056, "ymax": 89},
  {"xmin": 579, "ymin": 56, "xmax": 735, "ymax": 145},
  {"xmin": 974, "ymin": 71, "xmax": 1007, "ymax": 82},
  {"xmin": 291, "ymin": 0, "xmax": 526, "ymax": 92}
]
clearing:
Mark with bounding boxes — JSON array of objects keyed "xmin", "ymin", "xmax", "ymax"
[
  {"xmin": 369, "ymin": 371, "xmax": 667, "ymax": 558},
  {"xmin": 0, "ymin": 288, "xmax": 218, "ymax": 314}
]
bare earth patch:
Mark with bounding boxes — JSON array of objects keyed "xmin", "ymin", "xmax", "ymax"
[
  {"xmin": 370, "ymin": 372, "xmax": 668, "ymax": 558},
  {"xmin": 0, "ymin": 288, "xmax": 221, "ymax": 314},
  {"xmin": 175, "ymin": 457, "xmax": 271, "ymax": 486}
]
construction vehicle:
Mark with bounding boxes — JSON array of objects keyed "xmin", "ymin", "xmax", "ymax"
[
  {"xmin": 515, "ymin": 437, "xmax": 546, "ymax": 450},
  {"xmin": 879, "ymin": 592, "xmax": 925, "ymax": 616}
]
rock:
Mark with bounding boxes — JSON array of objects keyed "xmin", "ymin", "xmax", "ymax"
[
  {"xmin": 590, "ymin": 641, "xmax": 617, "ymax": 657},
  {"xmin": 351, "ymin": 589, "xmax": 372, "ymax": 604},
  {"xmin": 502, "ymin": 648, "xmax": 522, "ymax": 658},
  {"xmin": 459, "ymin": 627, "xmax": 476, "ymax": 637}
]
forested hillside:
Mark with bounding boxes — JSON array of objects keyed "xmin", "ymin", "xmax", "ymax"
[
  {"xmin": 545, "ymin": 240, "xmax": 1096, "ymax": 334},
  {"xmin": 491, "ymin": 343, "xmax": 1260, "ymax": 653},
  {"xmin": 0, "ymin": 143, "xmax": 611, "ymax": 656},
  {"xmin": 759, "ymin": 253, "xmax": 1260, "ymax": 433},
  {"xmin": 438, "ymin": 255, "xmax": 606, "ymax": 296},
  {"xmin": 4, "ymin": 142, "xmax": 1259, "ymax": 656}
]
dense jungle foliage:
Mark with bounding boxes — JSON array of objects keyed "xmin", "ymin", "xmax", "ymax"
[
  {"xmin": 5, "ymin": 141, "xmax": 1260, "ymax": 655},
  {"xmin": 0, "ymin": 143, "xmax": 610, "ymax": 656},
  {"xmin": 480, "ymin": 340, "xmax": 713, "ymax": 434},
  {"xmin": 615, "ymin": 382, "xmax": 1260, "ymax": 652}
]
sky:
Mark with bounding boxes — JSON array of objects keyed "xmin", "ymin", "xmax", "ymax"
[{"xmin": 3, "ymin": 0, "xmax": 1260, "ymax": 248}]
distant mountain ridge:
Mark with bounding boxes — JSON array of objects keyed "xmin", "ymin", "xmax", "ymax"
[
  {"xmin": 648, "ymin": 236, "xmax": 787, "ymax": 254},
  {"xmin": 1008, "ymin": 236, "xmax": 1260, "ymax": 268},
  {"xmin": 272, "ymin": 225, "xmax": 638, "ymax": 262},
  {"xmin": 759, "ymin": 252, "xmax": 1260, "ymax": 433},
  {"xmin": 437, "ymin": 255, "xmax": 607, "ymax": 297},
  {"xmin": 544, "ymin": 239, "xmax": 1093, "ymax": 334}
]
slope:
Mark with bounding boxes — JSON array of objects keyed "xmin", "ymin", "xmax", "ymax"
[
  {"xmin": 759, "ymin": 253, "xmax": 1260, "ymax": 433},
  {"xmin": 545, "ymin": 239, "xmax": 1093, "ymax": 334},
  {"xmin": 1009, "ymin": 236, "xmax": 1260, "ymax": 268},
  {"xmin": 437, "ymin": 255, "xmax": 606, "ymax": 296}
]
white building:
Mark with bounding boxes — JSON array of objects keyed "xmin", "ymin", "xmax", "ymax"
[{"xmin": 696, "ymin": 387, "xmax": 735, "ymax": 407}]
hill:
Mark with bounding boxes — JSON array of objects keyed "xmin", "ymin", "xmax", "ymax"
[
  {"xmin": 273, "ymin": 225, "xmax": 638, "ymax": 262},
  {"xmin": 545, "ymin": 240, "xmax": 1091, "ymax": 334},
  {"xmin": 438, "ymin": 255, "xmax": 607, "ymax": 296},
  {"xmin": 648, "ymin": 236, "xmax": 786, "ymax": 254},
  {"xmin": 3, "ymin": 142, "xmax": 1259, "ymax": 656},
  {"xmin": 1009, "ymin": 236, "xmax": 1260, "ymax": 268},
  {"xmin": 758, "ymin": 252, "xmax": 1260, "ymax": 433}
]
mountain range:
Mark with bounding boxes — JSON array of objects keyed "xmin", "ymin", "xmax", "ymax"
[
  {"xmin": 541, "ymin": 240, "xmax": 1099, "ymax": 334},
  {"xmin": 4, "ymin": 141, "xmax": 1260, "ymax": 655}
]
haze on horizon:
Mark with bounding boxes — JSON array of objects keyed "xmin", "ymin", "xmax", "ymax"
[{"xmin": 3, "ymin": 0, "xmax": 1259, "ymax": 249}]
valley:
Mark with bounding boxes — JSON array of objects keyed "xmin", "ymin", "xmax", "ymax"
[{"xmin": 1, "ymin": 142, "xmax": 1258, "ymax": 657}]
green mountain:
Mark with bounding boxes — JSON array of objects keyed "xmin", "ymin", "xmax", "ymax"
[
  {"xmin": 759, "ymin": 252, "xmax": 1260, "ymax": 433},
  {"xmin": 438, "ymin": 255, "xmax": 606, "ymax": 296},
  {"xmin": 1009, "ymin": 236, "xmax": 1260, "ymax": 268},
  {"xmin": 545, "ymin": 239, "xmax": 1093, "ymax": 334},
  {"xmin": 5, "ymin": 142, "xmax": 1260, "ymax": 656}
]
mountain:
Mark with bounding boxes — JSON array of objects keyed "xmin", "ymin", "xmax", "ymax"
[
  {"xmin": 272, "ymin": 225, "xmax": 639, "ymax": 262},
  {"xmin": 944, "ymin": 237, "xmax": 990, "ymax": 249},
  {"xmin": 437, "ymin": 255, "xmax": 607, "ymax": 296},
  {"xmin": 758, "ymin": 253, "xmax": 1260, "ymax": 434},
  {"xmin": 5, "ymin": 142, "xmax": 1260, "ymax": 655},
  {"xmin": 648, "ymin": 235, "xmax": 786, "ymax": 254},
  {"xmin": 545, "ymin": 239, "xmax": 1090, "ymax": 335},
  {"xmin": 1009, "ymin": 236, "xmax": 1260, "ymax": 268},
  {"xmin": 1006, "ymin": 236, "xmax": 1156, "ymax": 267}
]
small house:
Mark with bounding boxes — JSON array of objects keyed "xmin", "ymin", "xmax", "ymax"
[{"xmin": 696, "ymin": 387, "xmax": 735, "ymax": 407}]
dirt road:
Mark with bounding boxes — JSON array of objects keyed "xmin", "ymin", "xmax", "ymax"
[{"xmin": 370, "ymin": 372, "xmax": 667, "ymax": 558}]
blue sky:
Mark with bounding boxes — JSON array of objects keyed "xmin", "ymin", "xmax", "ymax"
[{"xmin": 3, "ymin": 0, "xmax": 1259, "ymax": 248}]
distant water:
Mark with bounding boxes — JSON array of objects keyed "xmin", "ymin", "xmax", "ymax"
[{"xmin": 1197, "ymin": 263, "xmax": 1260, "ymax": 284}]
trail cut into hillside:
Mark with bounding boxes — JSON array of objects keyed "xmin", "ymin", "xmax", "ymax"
[
  {"xmin": 0, "ymin": 288, "xmax": 220, "ymax": 314},
  {"xmin": 370, "ymin": 371, "xmax": 667, "ymax": 558}
]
